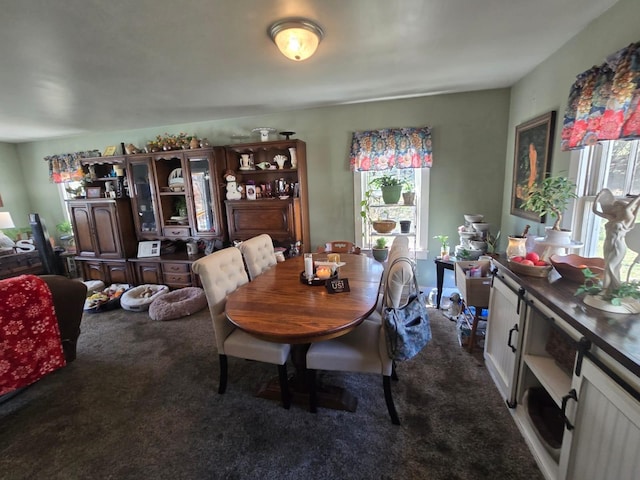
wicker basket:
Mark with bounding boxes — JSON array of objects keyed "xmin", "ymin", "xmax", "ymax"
[{"xmin": 372, "ymin": 220, "xmax": 396, "ymax": 234}]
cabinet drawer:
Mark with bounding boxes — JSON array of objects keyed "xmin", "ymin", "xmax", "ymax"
[
  {"xmin": 163, "ymin": 262, "xmax": 189, "ymax": 274},
  {"xmin": 163, "ymin": 272, "xmax": 191, "ymax": 285},
  {"xmin": 163, "ymin": 226, "xmax": 191, "ymax": 237}
]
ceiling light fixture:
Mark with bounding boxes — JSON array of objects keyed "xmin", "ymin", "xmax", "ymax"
[{"xmin": 268, "ymin": 18, "xmax": 324, "ymax": 62}]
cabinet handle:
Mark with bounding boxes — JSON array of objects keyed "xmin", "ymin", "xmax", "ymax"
[
  {"xmin": 516, "ymin": 287, "xmax": 525, "ymax": 314},
  {"xmin": 561, "ymin": 388, "xmax": 578, "ymax": 431},
  {"xmin": 507, "ymin": 324, "xmax": 519, "ymax": 353}
]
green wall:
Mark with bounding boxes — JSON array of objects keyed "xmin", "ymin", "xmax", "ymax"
[
  {"xmin": 10, "ymin": 89, "xmax": 510, "ymax": 286},
  {"xmin": 501, "ymin": 0, "xmax": 640, "ymax": 242},
  {"xmin": 0, "ymin": 142, "xmax": 32, "ymax": 231}
]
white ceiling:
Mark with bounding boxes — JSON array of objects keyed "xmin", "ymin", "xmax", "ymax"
[{"xmin": 0, "ymin": 0, "xmax": 618, "ymax": 143}]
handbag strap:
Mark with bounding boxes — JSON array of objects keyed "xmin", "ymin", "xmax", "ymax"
[{"xmin": 382, "ymin": 256, "xmax": 419, "ymax": 310}]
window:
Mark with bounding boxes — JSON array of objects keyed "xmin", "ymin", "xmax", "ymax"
[
  {"xmin": 353, "ymin": 168, "xmax": 430, "ymax": 258},
  {"xmin": 571, "ymin": 139, "xmax": 640, "ymax": 280}
]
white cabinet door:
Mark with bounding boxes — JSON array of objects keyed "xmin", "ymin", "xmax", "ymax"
[
  {"xmin": 484, "ymin": 272, "xmax": 524, "ymax": 406},
  {"xmin": 559, "ymin": 356, "xmax": 640, "ymax": 480}
]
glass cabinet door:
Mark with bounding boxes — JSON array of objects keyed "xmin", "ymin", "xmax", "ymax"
[
  {"xmin": 188, "ymin": 156, "xmax": 219, "ymax": 235},
  {"xmin": 128, "ymin": 158, "xmax": 159, "ymax": 237}
]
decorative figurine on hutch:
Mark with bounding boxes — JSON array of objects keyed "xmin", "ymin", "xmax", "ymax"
[
  {"xmin": 239, "ymin": 153, "xmax": 254, "ymax": 171},
  {"xmin": 223, "ymin": 170, "xmax": 242, "ymax": 201},
  {"xmin": 582, "ymin": 189, "xmax": 640, "ymax": 313}
]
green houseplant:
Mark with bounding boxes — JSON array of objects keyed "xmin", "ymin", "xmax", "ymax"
[
  {"xmin": 433, "ymin": 234, "xmax": 449, "ymax": 257},
  {"xmin": 520, "ymin": 174, "xmax": 577, "ymax": 231},
  {"xmin": 369, "ymin": 175, "xmax": 404, "ymax": 204},
  {"xmin": 372, "ymin": 237, "xmax": 389, "ymax": 262}
]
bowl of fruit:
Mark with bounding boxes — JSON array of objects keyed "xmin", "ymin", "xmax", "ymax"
[{"xmin": 507, "ymin": 252, "xmax": 553, "ymax": 277}]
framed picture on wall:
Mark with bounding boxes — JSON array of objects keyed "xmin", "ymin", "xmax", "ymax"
[{"xmin": 510, "ymin": 111, "xmax": 556, "ymax": 221}]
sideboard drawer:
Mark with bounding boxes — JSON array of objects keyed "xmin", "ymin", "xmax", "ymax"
[
  {"xmin": 163, "ymin": 272, "xmax": 191, "ymax": 286},
  {"xmin": 163, "ymin": 262, "xmax": 189, "ymax": 274},
  {"xmin": 163, "ymin": 226, "xmax": 191, "ymax": 238}
]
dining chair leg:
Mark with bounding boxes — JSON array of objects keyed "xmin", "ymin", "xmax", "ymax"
[
  {"xmin": 308, "ymin": 369, "xmax": 318, "ymax": 413},
  {"xmin": 277, "ymin": 364, "xmax": 291, "ymax": 409},
  {"xmin": 383, "ymin": 375, "xmax": 401, "ymax": 425},
  {"xmin": 218, "ymin": 354, "xmax": 228, "ymax": 394}
]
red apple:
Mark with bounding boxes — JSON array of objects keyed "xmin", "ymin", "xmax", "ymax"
[
  {"xmin": 534, "ymin": 260, "xmax": 548, "ymax": 266},
  {"xmin": 520, "ymin": 259, "xmax": 535, "ymax": 266},
  {"xmin": 511, "ymin": 256, "xmax": 524, "ymax": 263},
  {"xmin": 525, "ymin": 252, "xmax": 540, "ymax": 263}
]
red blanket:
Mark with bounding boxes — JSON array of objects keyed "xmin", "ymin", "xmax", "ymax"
[{"xmin": 0, "ymin": 274, "xmax": 66, "ymax": 395}]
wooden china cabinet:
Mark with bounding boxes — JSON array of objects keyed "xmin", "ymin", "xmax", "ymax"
[
  {"xmin": 223, "ymin": 139, "xmax": 309, "ymax": 252},
  {"xmin": 67, "ymin": 198, "xmax": 137, "ymax": 284},
  {"xmin": 66, "ymin": 139, "xmax": 309, "ymax": 287},
  {"xmin": 126, "ymin": 148, "xmax": 226, "ymax": 242}
]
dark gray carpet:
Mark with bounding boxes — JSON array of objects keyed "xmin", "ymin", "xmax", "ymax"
[{"xmin": 0, "ymin": 307, "xmax": 543, "ymax": 480}]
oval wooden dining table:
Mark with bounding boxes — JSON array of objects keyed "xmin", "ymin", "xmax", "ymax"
[
  {"xmin": 225, "ymin": 253, "xmax": 384, "ymax": 410},
  {"xmin": 225, "ymin": 253, "xmax": 384, "ymax": 344}
]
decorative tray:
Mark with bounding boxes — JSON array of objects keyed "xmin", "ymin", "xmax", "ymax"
[{"xmin": 299, "ymin": 271, "xmax": 338, "ymax": 286}]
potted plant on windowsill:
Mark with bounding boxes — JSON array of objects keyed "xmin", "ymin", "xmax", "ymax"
[
  {"xmin": 521, "ymin": 174, "xmax": 578, "ymax": 245},
  {"xmin": 369, "ymin": 175, "xmax": 404, "ymax": 204},
  {"xmin": 433, "ymin": 234, "xmax": 449, "ymax": 259},
  {"xmin": 361, "ymin": 188, "xmax": 396, "ymax": 234},
  {"xmin": 372, "ymin": 237, "xmax": 389, "ymax": 262}
]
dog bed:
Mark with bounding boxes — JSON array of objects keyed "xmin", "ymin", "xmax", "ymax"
[
  {"xmin": 148, "ymin": 287, "xmax": 207, "ymax": 321},
  {"xmin": 121, "ymin": 284, "xmax": 170, "ymax": 312},
  {"xmin": 83, "ymin": 280, "xmax": 105, "ymax": 295}
]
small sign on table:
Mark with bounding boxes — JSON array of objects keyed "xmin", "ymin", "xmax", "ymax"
[{"xmin": 326, "ymin": 278, "xmax": 350, "ymax": 294}]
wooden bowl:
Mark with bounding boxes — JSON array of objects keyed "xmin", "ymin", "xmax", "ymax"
[
  {"xmin": 507, "ymin": 260, "xmax": 553, "ymax": 278},
  {"xmin": 549, "ymin": 254, "xmax": 605, "ymax": 283},
  {"xmin": 372, "ymin": 220, "xmax": 396, "ymax": 234}
]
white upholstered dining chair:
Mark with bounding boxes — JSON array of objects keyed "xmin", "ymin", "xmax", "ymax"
[
  {"xmin": 238, "ymin": 234, "xmax": 277, "ymax": 280},
  {"xmin": 305, "ymin": 257, "xmax": 417, "ymax": 425},
  {"xmin": 192, "ymin": 247, "xmax": 291, "ymax": 408}
]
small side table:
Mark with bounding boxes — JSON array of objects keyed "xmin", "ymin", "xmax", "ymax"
[{"xmin": 434, "ymin": 258, "xmax": 455, "ymax": 309}]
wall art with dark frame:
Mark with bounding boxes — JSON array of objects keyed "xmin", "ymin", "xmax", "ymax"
[{"xmin": 510, "ymin": 110, "xmax": 556, "ymax": 221}]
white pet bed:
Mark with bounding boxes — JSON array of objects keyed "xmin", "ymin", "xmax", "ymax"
[
  {"xmin": 121, "ymin": 284, "xmax": 170, "ymax": 312},
  {"xmin": 83, "ymin": 280, "xmax": 105, "ymax": 295},
  {"xmin": 148, "ymin": 287, "xmax": 207, "ymax": 321}
]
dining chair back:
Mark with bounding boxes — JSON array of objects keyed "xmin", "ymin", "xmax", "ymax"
[
  {"xmin": 192, "ymin": 247, "xmax": 291, "ymax": 408},
  {"xmin": 239, "ymin": 234, "xmax": 277, "ymax": 280},
  {"xmin": 317, "ymin": 240, "xmax": 361, "ymax": 254}
]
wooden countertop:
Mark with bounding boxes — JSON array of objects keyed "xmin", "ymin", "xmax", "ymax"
[{"xmin": 492, "ymin": 256, "xmax": 640, "ymax": 378}]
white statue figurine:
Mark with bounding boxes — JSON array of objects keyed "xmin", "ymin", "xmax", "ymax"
[{"xmin": 593, "ymin": 189, "xmax": 640, "ymax": 293}]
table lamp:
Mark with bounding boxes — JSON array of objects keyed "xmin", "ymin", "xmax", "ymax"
[{"xmin": 0, "ymin": 211, "xmax": 16, "ymax": 250}]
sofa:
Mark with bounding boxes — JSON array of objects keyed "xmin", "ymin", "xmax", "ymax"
[
  {"xmin": 40, "ymin": 275, "xmax": 87, "ymax": 362},
  {"xmin": 0, "ymin": 274, "xmax": 87, "ymax": 399}
]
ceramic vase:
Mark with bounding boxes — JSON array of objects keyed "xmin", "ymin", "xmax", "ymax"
[{"xmin": 289, "ymin": 148, "xmax": 297, "ymax": 169}]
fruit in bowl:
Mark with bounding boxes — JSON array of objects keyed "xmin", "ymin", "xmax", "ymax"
[{"xmin": 508, "ymin": 254, "xmax": 552, "ymax": 277}]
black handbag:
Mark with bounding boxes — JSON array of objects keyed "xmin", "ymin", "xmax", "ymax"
[{"xmin": 382, "ymin": 257, "xmax": 432, "ymax": 361}]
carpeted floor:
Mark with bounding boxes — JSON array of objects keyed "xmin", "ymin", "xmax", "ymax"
[{"xmin": 0, "ymin": 307, "xmax": 543, "ymax": 480}]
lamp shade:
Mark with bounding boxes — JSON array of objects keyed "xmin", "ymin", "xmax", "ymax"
[
  {"xmin": 0, "ymin": 211, "xmax": 15, "ymax": 229},
  {"xmin": 268, "ymin": 18, "xmax": 324, "ymax": 61}
]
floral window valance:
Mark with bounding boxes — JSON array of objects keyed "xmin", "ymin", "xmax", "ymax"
[
  {"xmin": 44, "ymin": 150, "xmax": 101, "ymax": 183},
  {"xmin": 561, "ymin": 41, "xmax": 640, "ymax": 150},
  {"xmin": 349, "ymin": 126, "xmax": 433, "ymax": 171}
]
